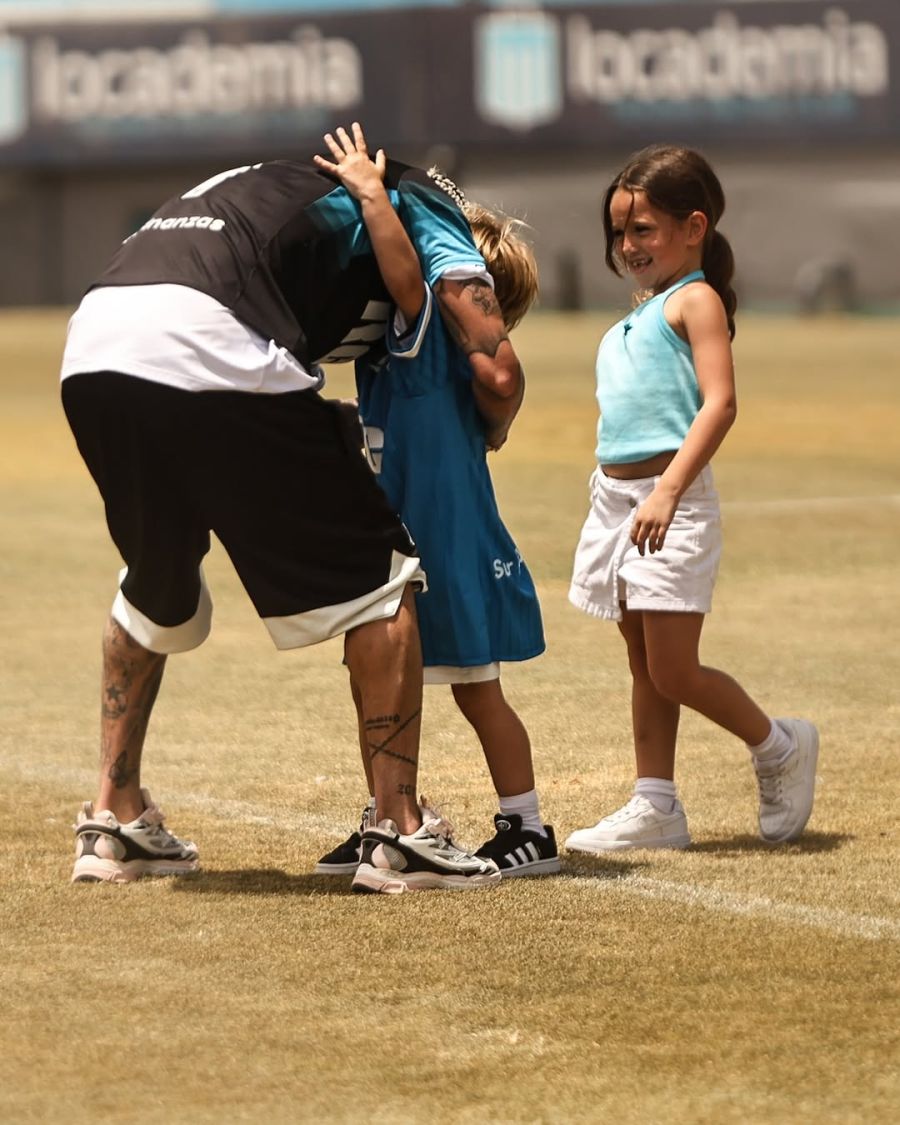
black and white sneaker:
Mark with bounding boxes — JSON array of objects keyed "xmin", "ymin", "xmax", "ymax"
[
  {"xmin": 351, "ymin": 816, "xmax": 501, "ymax": 894},
  {"xmin": 475, "ymin": 814, "xmax": 561, "ymax": 877},
  {"xmin": 314, "ymin": 806, "xmax": 371, "ymax": 875},
  {"xmin": 71, "ymin": 788, "xmax": 199, "ymax": 883}
]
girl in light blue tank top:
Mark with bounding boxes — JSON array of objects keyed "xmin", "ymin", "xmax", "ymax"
[{"xmin": 567, "ymin": 145, "xmax": 819, "ymax": 854}]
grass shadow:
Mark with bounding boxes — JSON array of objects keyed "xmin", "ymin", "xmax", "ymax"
[
  {"xmin": 167, "ymin": 834, "xmax": 851, "ymax": 896},
  {"xmin": 556, "ymin": 854, "xmax": 653, "ymax": 878},
  {"xmin": 688, "ymin": 830, "xmax": 852, "ymax": 854},
  {"xmin": 171, "ymin": 860, "xmax": 652, "ymax": 893},
  {"xmin": 171, "ymin": 868, "xmax": 356, "ymax": 897},
  {"xmin": 550, "ymin": 832, "xmax": 852, "ymax": 874}
]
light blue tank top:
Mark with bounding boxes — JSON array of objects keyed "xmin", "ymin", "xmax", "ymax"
[{"xmin": 595, "ymin": 270, "xmax": 705, "ymax": 464}]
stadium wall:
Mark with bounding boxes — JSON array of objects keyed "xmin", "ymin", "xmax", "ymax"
[{"xmin": 0, "ymin": 1, "xmax": 897, "ymax": 310}]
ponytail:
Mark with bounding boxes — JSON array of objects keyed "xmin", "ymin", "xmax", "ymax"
[
  {"xmin": 602, "ymin": 145, "xmax": 738, "ymax": 336},
  {"xmin": 703, "ymin": 229, "xmax": 737, "ymax": 340}
]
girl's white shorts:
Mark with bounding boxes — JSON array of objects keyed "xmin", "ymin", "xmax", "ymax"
[{"xmin": 568, "ymin": 464, "xmax": 722, "ymax": 621}]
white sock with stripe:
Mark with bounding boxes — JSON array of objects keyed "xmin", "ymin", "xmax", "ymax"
[{"xmin": 498, "ymin": 789, "xmax": 547, "ymax": 837}]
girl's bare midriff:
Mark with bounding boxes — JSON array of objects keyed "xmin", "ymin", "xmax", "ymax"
[{"xmin": 601, "ymin": 450, "xmax": 677, "ymax": 480}]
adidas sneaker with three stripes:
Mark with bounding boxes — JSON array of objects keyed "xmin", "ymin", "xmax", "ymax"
[{"xmin": 475, "ymin": 813, "xmax": 561, "ymax": 878}]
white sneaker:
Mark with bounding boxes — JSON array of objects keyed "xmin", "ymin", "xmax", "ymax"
[
  {"xmin": 564, "ymin": 795, "xmax": 691, "ymax": 853},
  {"xmin": 754, "ymin": 718, "xmax": 819, "ymax": 842},
  {"xmin": 314, "ymin": 795, "xmax": 437, "ymax": 876},
  {"xmin": 72, "ymin": 788, "xmax": 199, "ymax": 883},
  {"xmin": 352, "ymin": 815, "xmax": 501, "ymax": 894}
]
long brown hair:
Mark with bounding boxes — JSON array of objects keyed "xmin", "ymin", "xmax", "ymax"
[{"xmin": 602, "ymin": 145, "xmax": 737, "ymax": 338}]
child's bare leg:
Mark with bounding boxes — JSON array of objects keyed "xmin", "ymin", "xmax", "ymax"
[
  {"xmin": 618, "ymin": 607, "xmax": 679, "ymax": 780},
  {"xmin": 454, "ymin": 678, "xmax": 558, "ymax": 873},
  {"xmin": 640, "ymin": 611, "xmax": 770, "ymax": 744},
  {"xmin": 564, "ymin": 607, "xmax": 689, "ymax": 853},
  {"xmin": 641, "ymin": 610, "xmax": 818, "ymax": 843},
  {"xmin": 451, "ymin": 679, "xmax": 534, "ymax": 797}
]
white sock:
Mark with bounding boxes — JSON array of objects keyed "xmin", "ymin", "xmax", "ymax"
[
  {"xmin": 364, "ymin": 795, "xmax": 377, "ymax": 827},
  {"xmin": 748, "ymin": 719, "xmax": 793, "ymax": 767},
  {"xmin": 498, "ymin": 789, "xmax": 547, "ymax": 837},
  {"xmin": 634, "ymin": 777, "xmax": 678, "ymax": 814}
]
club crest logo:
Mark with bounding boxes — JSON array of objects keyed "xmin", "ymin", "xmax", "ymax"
[{"xmin": 475, "ymin": 11, "xmax": 563, "ymax": 132}]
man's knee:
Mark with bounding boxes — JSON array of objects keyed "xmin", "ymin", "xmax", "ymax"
[{"xmin": 345, "ymin": 584, "xmax": 420, "ymax": 672}]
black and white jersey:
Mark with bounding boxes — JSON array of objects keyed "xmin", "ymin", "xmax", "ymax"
[{"xmin": 91, "ymin": 159, "xmax": 486, "ymax": 368}]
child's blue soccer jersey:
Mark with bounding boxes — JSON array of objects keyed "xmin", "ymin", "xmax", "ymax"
[{"xmin": 355, "ymin": 288, "xmax": 544, "ymax": 669}]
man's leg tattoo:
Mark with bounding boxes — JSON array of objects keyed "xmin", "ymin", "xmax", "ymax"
[
  {"xmin": 101, "ymin": 621, "xmax": 166, "ymax": 789},
  {"xmin": 365, "ymin": 709, "xmax": 421, "ymax": 768}
]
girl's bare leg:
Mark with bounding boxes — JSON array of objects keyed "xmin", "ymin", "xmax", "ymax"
[
  {"xmin": 641, "ymin": 610, "xmax": 771, "ymax": 745},
  {"xmin": 618, "ymin": 607, "xmax": 680, "ymax": 780}
]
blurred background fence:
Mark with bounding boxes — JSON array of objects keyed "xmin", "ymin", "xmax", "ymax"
[{"xmin": 0, "ymin": 0, "xmax": 897, "ymax": 311}]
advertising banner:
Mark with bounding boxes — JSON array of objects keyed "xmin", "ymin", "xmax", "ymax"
[{"xmin": 0, "ymin": 2, "xmax": 897, "ymax": 165}]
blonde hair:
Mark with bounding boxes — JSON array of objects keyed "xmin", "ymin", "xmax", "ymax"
[
  {"xmin": 426, "ymin": 167, "xmax": 539, "ymax": 330},
  {"xmin": 463, "ymin": 203, "xmax": 539, "ymax": 331}
]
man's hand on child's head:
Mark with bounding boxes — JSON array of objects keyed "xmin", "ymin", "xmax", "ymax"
[{"xmin": 314, "ymin": 122, "xmax": 387, "ymax": 204}]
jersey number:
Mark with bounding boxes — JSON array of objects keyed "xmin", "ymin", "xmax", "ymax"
[{"xmin": 181, "ymin": 164, "xmax": 262, "ymax": 200}]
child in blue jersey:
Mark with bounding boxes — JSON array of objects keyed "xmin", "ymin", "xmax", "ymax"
[
  {"xmin": 313, "ymin": 123, "xmax": 559, "ymax": 878},
  {"xmin": 566, "ymin": 145, "xmax": 819, "ymax": 853}
]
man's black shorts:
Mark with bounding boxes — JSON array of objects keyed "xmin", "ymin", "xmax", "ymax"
[{"xmin": 62, "ymin": 372, "xmax": 423, "ymax": 652}]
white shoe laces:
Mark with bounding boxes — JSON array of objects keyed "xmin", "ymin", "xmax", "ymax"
[
  {"xmin": 419, "ymin": 815, "xmax": 462, "ymax": 855},
  {"xmin": 606, "ymin": 796, "xmax": 648, "ymax": 823},
  {"xmin": 756, "ymin": 751, "xmax": 798, "ymax": 806},
  {"xmin": 756, "ymin": 770, "xmax": 783, "ymax": 805},
  {"xmin": 136, "ymin": 802, "xmax": 182, "ymax": 845}
]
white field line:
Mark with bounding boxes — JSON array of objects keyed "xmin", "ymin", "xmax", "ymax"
[
  {"xmin": 10, "ymin": 765, "xmax": 900, "ymax": 942},
  {"xmin": 12, "ymin": 760, "xmax": 344, "ymax": 835},
  {"xmin": 723, "ymin": 493, "xmax": 900, "ymax": 514},
  {"xmin": 571, "ymin": 875, "xmax": 900, "ymax": 943}
]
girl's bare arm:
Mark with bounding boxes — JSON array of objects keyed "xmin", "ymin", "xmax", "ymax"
[{"xmin": 631, "ymin": 285, "xmax": 736, "ymax": 555}]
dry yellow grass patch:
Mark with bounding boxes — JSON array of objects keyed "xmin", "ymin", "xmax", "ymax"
[{"xmin": 1, "ymin": 309, "xmax": 899, "ymax": 1124}]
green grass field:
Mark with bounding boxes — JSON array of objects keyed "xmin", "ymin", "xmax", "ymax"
[{"xmin": 1, "ymin": 308, "xmax": 899, "ymax": 1124}]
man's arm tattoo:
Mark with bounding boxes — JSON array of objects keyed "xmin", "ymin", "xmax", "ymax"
[{"xmin": 436, "ymin": 278, "xmax": 508, "ymax": 359}]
